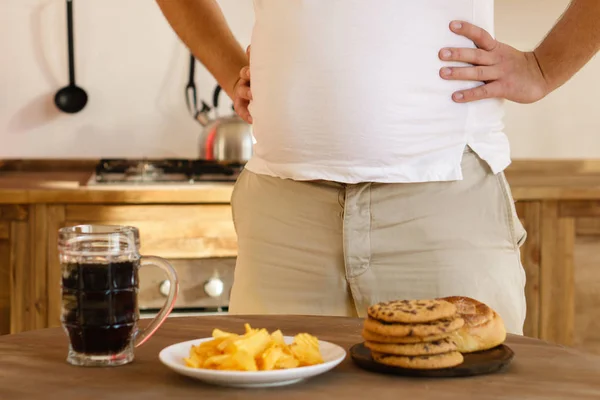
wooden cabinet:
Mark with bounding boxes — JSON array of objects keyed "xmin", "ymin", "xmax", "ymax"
[
  {"xmin": 0, "ymin": 210, "xmax": 11, "ymax": 335},
  {"xmin": 0, "ymin": 205, "xmax": 49, "ymax": 334},
  {"xmin": 0, "ymin": 205, "xmax": 31, "ymax": 335},
  {"xmin": 555, "ymin": 202, "xmax": 600, "ymax": 355},
  {"xmin": 515, "ymin": 200, "xmax": 600, "ymax": 355}
]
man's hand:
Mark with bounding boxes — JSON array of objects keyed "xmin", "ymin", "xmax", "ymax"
[
  {"xmin": 438, "ymin": 21, "xmax": 549, "ymax": 104},
  {"xmin": 233, "ymin": 46, "xmax": 253, "ymax": 124}
]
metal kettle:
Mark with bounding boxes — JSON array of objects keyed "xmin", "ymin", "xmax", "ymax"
[{"xmin": 186, "ymin": 55, "xmax": 254, "ymax": 165}]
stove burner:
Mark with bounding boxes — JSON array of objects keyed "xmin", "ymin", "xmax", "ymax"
[{"xmin": 91, "ymin": 159, "xmax": 243, "ymax": 184}]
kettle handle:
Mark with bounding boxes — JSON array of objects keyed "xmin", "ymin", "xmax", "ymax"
[
  {"xmin": 213, "ymin": 85, "xmax": 223, "ymax": 109},
  {"xmin": 213, "ymin": 84, "xmax": 236, "ymax": 113}
]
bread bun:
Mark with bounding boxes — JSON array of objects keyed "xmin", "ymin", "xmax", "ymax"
[{"xmin": 438, "ymin": 296, "xmax": 507, "ymax": 353}]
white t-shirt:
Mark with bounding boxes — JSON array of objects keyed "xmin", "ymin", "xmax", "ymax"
[{"xmin": 246, "ymin": 0, "xmax": 510, "ymax": 184}]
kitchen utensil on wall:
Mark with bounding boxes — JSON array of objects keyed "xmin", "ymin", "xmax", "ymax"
[
  {"xmin": 185, "ymin": 54, "xmax": 210, "ymax": 122},
  {"xmin": 54, "ymin": 0, "xmax": 88, "ymax": 114},
  {"xmin": 186, "ymin": 53, "xmax": 253, "ymax": 164}
]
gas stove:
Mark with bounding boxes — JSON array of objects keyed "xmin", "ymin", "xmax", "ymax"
[{"xmin": 86, "ymin": 159, "xmax": 243, "ymax": 185}]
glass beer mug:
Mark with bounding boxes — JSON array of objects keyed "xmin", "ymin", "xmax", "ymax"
[{"xmin": 58, "ymin": 225, "xmax": 178, "ymax": 367}]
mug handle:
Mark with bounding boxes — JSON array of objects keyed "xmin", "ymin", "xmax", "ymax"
[{"xmin": 134, "ymin": 256, "xmax": 179, "ymax": 348}]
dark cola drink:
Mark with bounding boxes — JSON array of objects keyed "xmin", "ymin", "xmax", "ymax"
[
  {"xmin": 61, "ymin": 260, "xmax": 140, "ymax": 355},
  {"xmin": 58, "ymin": 225, "xmax": 177, "ymax": 367}
]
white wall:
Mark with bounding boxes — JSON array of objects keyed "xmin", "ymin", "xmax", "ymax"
[
  {"xmin": 497, "ymin": 0, "xmax": 600, "ymax": 159},
  {"xmin": 0, "ymin": 0, "xmax": 598, "ymax": 159},
  {"xmin": 0, "ymin": 0, "xmax": 255, "ymax": 159}
]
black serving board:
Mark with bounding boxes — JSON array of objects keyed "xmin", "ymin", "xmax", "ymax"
[{"xmin": 350, "ymin": 342, "xmax": 514, "ymax": 378}]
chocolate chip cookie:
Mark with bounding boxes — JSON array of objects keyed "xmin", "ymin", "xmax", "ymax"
[
  {"xmin": 365, "ymin": 338, "xmax": 457, "ymax": 356},
  {"xmin": 371, "ymin": 350, "xmax": 464, "ymax": 370},
  {"xmin": 368, "ymin": 299, "xmax": 457, "ymax": 323},
  {"xmin": 363, "ymin": 315, "xmax": 464, "ymax": 337},
  {"xmin": 361, "ymin": 328, "xmax": 450, "ymax": 344}
]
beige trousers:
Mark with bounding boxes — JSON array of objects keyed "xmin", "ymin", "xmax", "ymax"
[{"xmin": 229, "ymin": 149, "xmax": 527, "ymax": 335}]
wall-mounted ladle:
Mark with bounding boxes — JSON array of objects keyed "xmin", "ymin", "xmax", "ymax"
[{"xmin": 54, "ymin": 0, "xmax": 88, "ymax": 114}]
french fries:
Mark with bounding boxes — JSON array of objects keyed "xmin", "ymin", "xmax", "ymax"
[{"xmin": 183, "ymin": 323, "xmax": 324, "ymax": 371}]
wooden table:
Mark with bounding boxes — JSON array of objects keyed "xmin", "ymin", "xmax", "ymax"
[{"xmin": 1, "ymin": 315, "xmax": 600, "ymax": 399}]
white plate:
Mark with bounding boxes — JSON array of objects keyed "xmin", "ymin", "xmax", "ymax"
[{"xmin": 158, "ymin": 336, "xmax": 347, "ymax": 388}]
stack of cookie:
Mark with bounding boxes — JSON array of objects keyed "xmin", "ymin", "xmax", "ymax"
[{"xmin": 362, "ymin": 299, "xmax": 466, "ymax": 370}]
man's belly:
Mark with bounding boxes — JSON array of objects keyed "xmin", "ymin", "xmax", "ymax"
[{"xmin": 248, "ymin": 0, "xmax": 504, "ymax": 173}]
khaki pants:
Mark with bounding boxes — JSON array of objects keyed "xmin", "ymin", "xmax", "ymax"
[{"xmin": 229, "ymin": 149, "xmax": 527, "ymax": 335}]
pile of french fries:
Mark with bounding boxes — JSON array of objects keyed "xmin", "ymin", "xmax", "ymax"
[{"xmin": 184, "ymin": 323, "xmax": 325, "ymax": 371}]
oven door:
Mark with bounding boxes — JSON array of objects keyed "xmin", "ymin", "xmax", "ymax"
[
  {"xmin": 138, "ymin": 257, "xmax": 235, "ymax": 318},
  {"xmin": 55, "ymin": 203, "xmax": 238, "ymax": 320}
]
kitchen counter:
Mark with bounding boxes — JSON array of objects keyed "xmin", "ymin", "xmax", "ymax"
[
  {"xmin": 0, "ymin": 171, "xmax": 235, "ymax": 204},
  {"xmin": 4, "ymin": 159, "xmax": 600, "ymax": 203}
]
